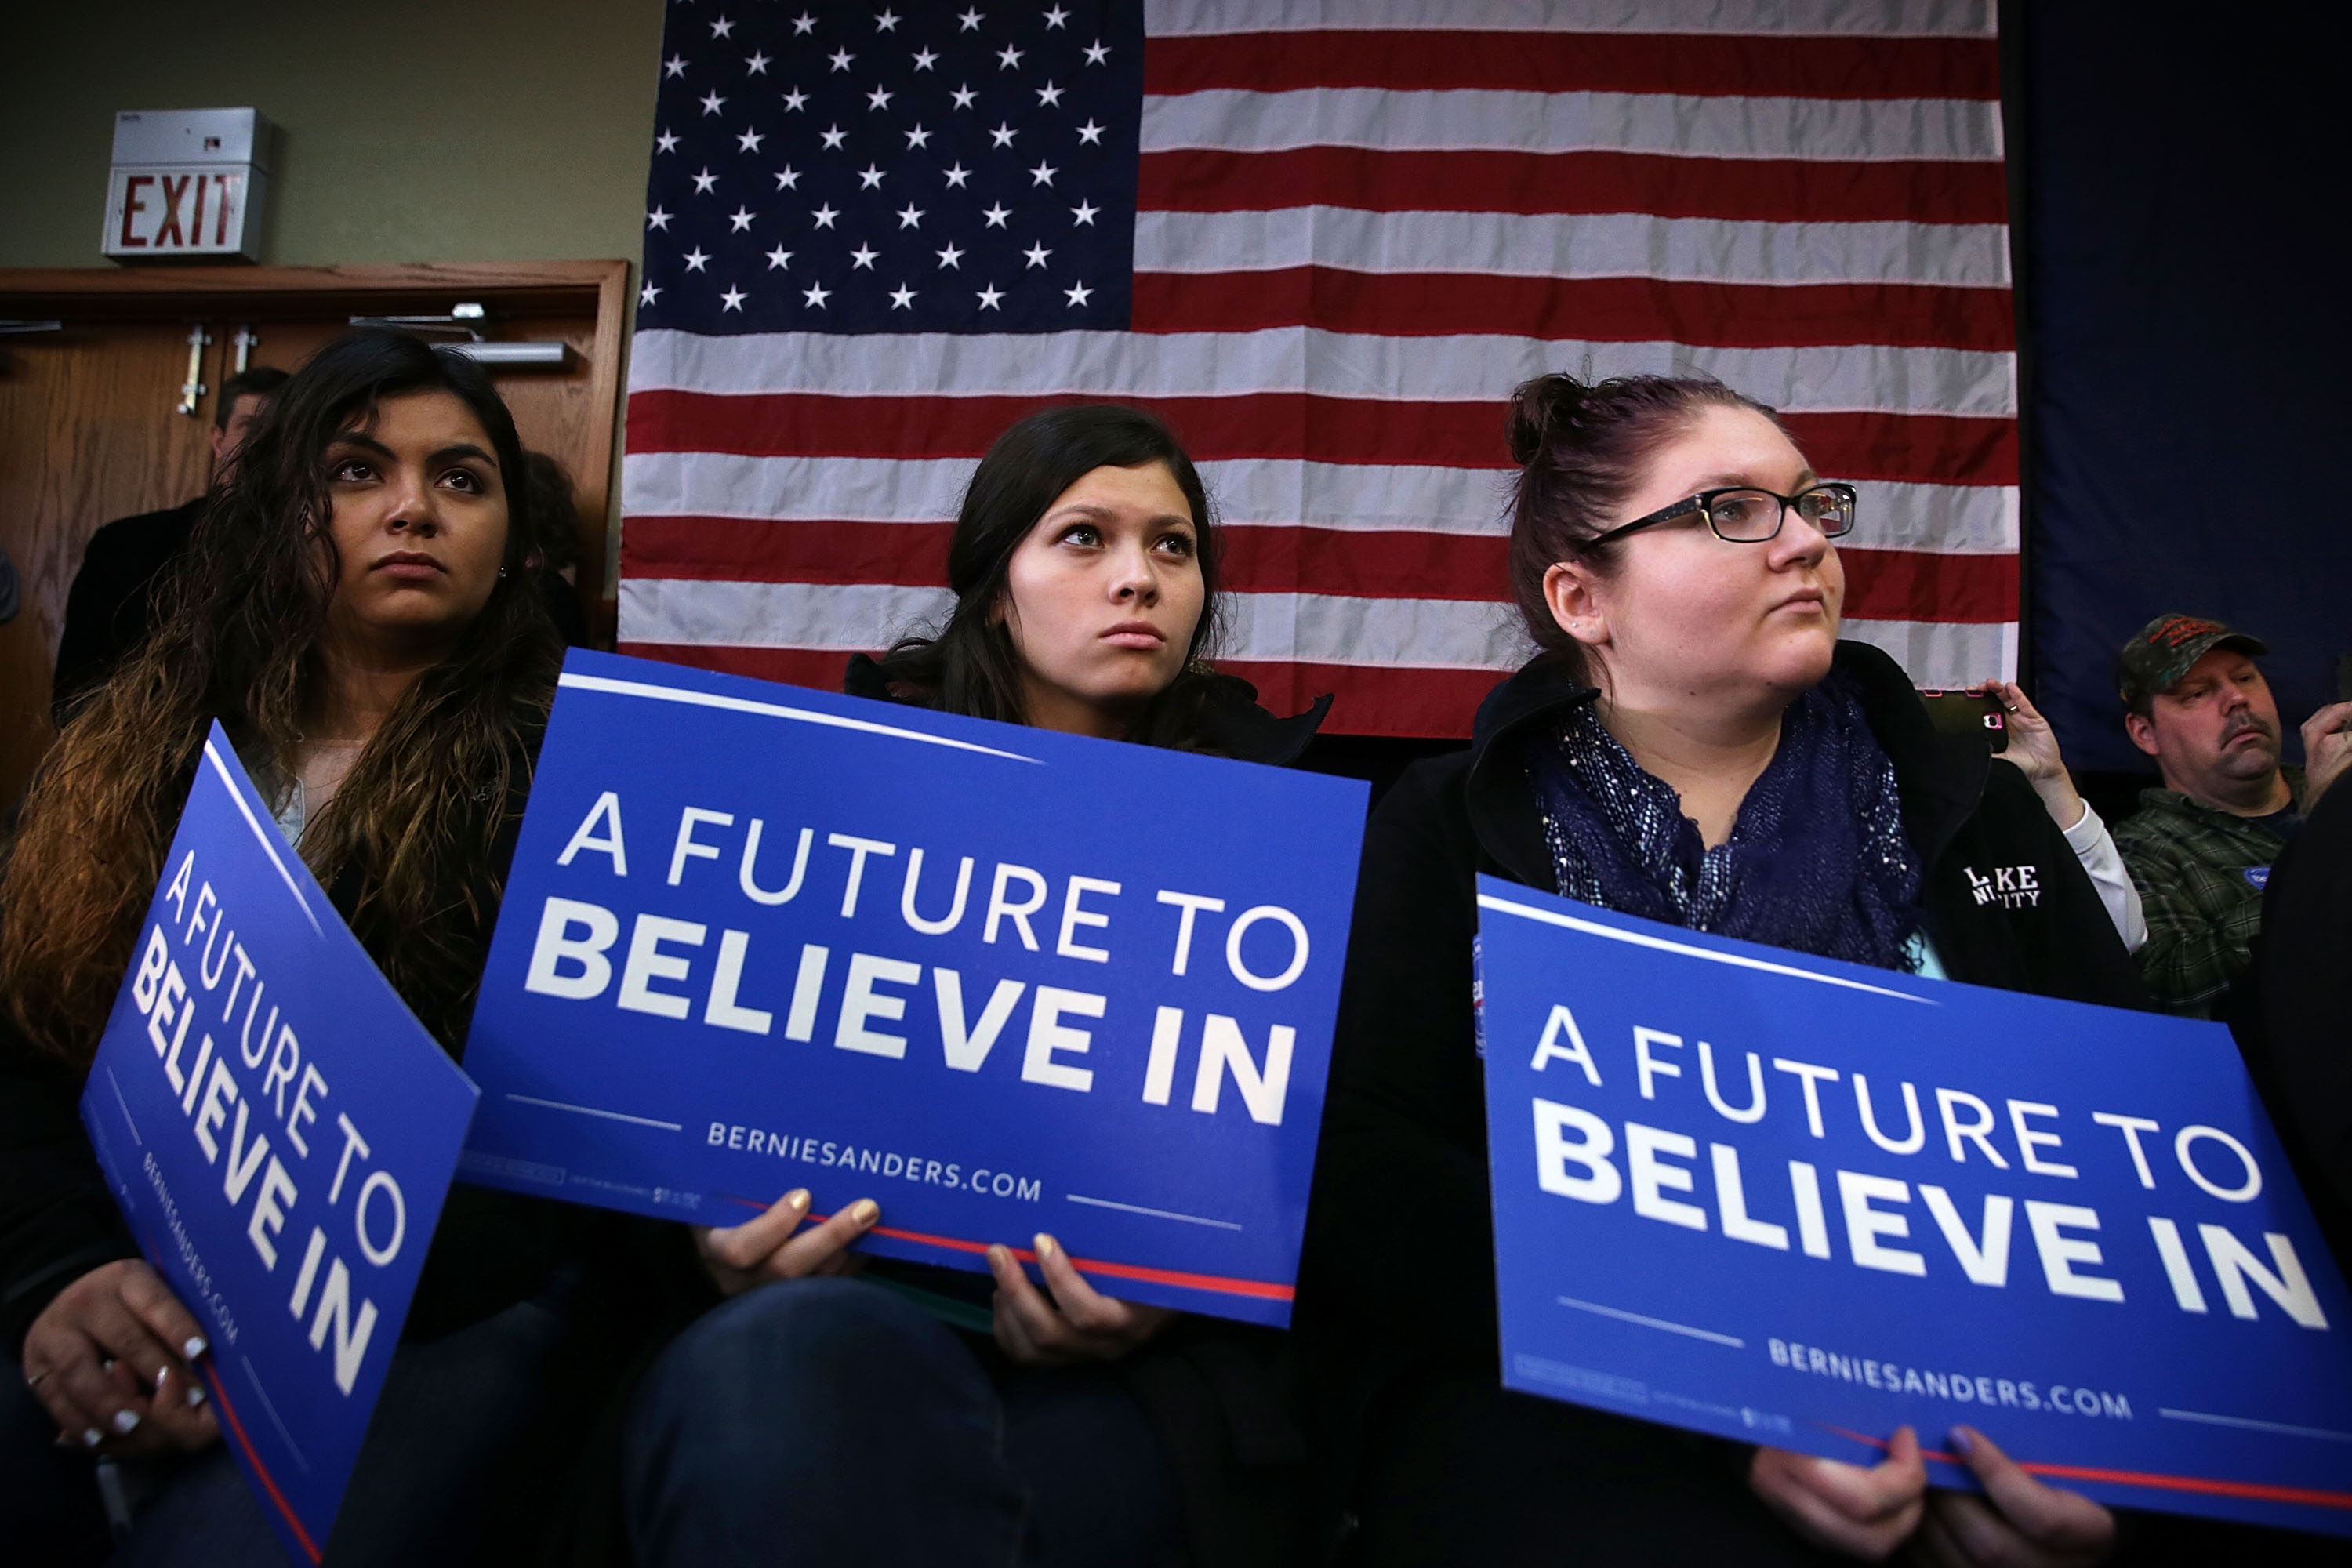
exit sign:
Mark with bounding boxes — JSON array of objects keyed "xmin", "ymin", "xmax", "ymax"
[{"xmin": 103, "ymin": 108, "xmax": 274, "ymax": 261}]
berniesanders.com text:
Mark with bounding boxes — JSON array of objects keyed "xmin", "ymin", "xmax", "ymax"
[
  {"xmin": 1769, "ymin": 1338, "xmax": 2132, "ymax": 1419},
  {"xmin": 706, "ymin": 1122, "xmax": 1042, "ymax": 1202}
]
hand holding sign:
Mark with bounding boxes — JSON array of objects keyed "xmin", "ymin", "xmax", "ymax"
[
  {"xmin": 1749, "ymin": 1425, "xmax": 1926, "ymax": 1559},
  {"xmin": 460, "ymin": 653, "xmax": 1367, "ymax": 1327},
  {"xmin": 1479, "ymin": 877, "xmax": 2352, "ymax": 1537},
  {"xmin": 1913, "ymin": 1427, "xmax": 2115, "ymax": 1568},
  {"xmin": 22, "ymin": 1258, "xmax": 217, "ymax": 1454},
  {"xmin": 986, "ymin": 1232, "xmax": 1177, "ymax": 1364},
  {"xmin": 694, "ymin": 1189, "xmax": 879, "ymax": 1294},
  {"xmin": 79, "ymin": 727, "xmax": 479, "ymax": 1565}
]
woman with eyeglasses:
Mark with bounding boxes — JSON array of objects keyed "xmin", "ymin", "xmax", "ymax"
[{"xmin": 1296, "ymin": 373, "xmax": 2153, "ymax": 1566}]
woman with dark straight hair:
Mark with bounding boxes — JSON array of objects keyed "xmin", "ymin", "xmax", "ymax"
[
  {"xmin": 854, "ymin": 401, "xmax": 1316, "ymax": 758},
  {"xmin": 0, "ymin": 331, "xmax": 661, "ymax": 1566},
  {"xmin": 620, "ymin": 403, "xmax": 1326, "ymax": 1568},
  {"xmin": 1295, "ymin": 372, "xmax": 2185, "ymax": 1566}
]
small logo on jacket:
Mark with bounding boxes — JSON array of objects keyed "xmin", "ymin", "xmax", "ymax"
[
  {"xmin": 2245, "ymin": 866, "xmax": 2271, "ymax": 891},
  {"xmin": 1963, "ymin": 864, "xmax": 2040, "ymax": 909}
]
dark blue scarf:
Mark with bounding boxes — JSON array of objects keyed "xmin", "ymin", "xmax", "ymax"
[{"xmin": 1526, "ymin": 677, "xmax": 1924, "ymax": 971}]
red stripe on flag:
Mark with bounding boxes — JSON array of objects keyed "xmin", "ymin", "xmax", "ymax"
[
  {"xmin": 621, "ymin": 641, "xmax": 873, "ymax": 693},
  {"xmin": 1129, "ymin": 269, "xmax": 2016, "ymax": 354},
  {"xmin": 1207, "ymin": 659, "xmax": 1505, "ymax": 739},
  {"xmin": 628, "ymin": 389, "xmax": 1498, "ymax": 469},
  {"xmin": 626, "ymin": 516, "xmax": 957, "ymax": 586},
  {"xmin": 1140, "ymin": 147, "xmax": 2010, "ymax": 226},
  {"xmin": 1840, "ymin": 546, "xmax": 2016, "ymax": 623},
  {"xmin": 1142, "ymin": 30, "xmax": 2001, "ymax": 100},
  {"xmin": 625, "ymin": 517, "xmax": 1515, "ymax": 598},
  {"xmin": 621, "ymin": 641, "xmax": 1512, "ymax": 739},
  {"xmin": 622, "ymin": 519, "xmax": 2016, "ymax": 622},
  {"xmin": 627, "ymin": 390, "xmax": 2016, "ymax": 486},
  {"xmin": 1781, "ymin": 411, "xmax": 2016, "ymax": 487}
]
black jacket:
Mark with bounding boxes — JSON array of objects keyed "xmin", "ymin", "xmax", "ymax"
[
  {"xmin": 52, "ymin": 498, "xmax": 203, "ymax": 720},
  {"xmin": 1295, "ymin": 642, "xmax": 2150, "ymax": 1502},
  {"xmin": 2230, "ymin": 780, "xmax": 2352, "ymax": 1270}
]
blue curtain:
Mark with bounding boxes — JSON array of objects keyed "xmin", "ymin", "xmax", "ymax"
[{"xmin": 2023, "ymin": 3, "xmax": 2352, "ymax": 775}]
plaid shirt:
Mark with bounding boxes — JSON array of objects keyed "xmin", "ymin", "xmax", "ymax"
[{"xmin": 2114, "ymin": 767, "xmax": 2305, "ymax": 1018}]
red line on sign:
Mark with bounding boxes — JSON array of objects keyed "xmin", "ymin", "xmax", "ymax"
[
  {"xmin": 202, "ymin": 1361, "xmax": 325, "ymax": 1562},
  {"xmin": 1823, "ymin": 1425, "xmax": 2352, "ymax": 1512},
  {"xmin": 713, "ymin": 1194, "xmax": 1294, "ymax": 1302}
]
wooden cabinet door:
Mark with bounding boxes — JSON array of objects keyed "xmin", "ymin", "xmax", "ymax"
[
  {"xmin": 0, "ymin": 322, "xmax": 220, "ymax": 807},
  {"xmin": 0, "ymin": 261, "xmax": 629, "ymax": 814}
]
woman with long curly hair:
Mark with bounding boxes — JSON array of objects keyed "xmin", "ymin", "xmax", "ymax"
[{"xmin": 0, "ymin": 331, "xmax": 644, "ymax": 1566}]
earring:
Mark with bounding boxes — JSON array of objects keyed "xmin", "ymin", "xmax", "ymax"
[{"xmin": 499, "ymin": 565, "xmax": 509, "ymax": 579}]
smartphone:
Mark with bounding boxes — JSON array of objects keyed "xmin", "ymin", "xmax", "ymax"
[{"xmin": 1917, "ymin": 688, "xmax": 2009, "ymax": 753}]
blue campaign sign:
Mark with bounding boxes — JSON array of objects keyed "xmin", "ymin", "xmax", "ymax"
[
  {"xmin": 1477, "ymin": 876, "xmax": 2352, "ymax": 1537},
  {"xmin": 79, "ymin": 724, "xmax": 480, "ymax": 1566},
  {"xmin": 459, "ymin": 651, "xmax": 1367, "ymax": 1326}
]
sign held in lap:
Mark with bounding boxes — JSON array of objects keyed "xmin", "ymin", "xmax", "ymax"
[
  {"xmin": 1477, "ymin": 875, "xmax": 2352, "ymax": 1537},
  {"xmin": 81, "ymin": 724, "xmax": 480, "ymax": 1566},
  {"xmin": 459, "ymin": 651, "xmax": 1367, "ymax": 1325}
]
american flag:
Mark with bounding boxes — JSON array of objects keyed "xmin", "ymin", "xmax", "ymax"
[{"xmin": 621, "ymin": 0, "xmax": 2015, "ymax": 737}]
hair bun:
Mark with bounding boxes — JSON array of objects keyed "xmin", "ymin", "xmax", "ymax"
[{"xmin": 1505, "ymin": 373, "xmax": 1594, "ymax": 466}]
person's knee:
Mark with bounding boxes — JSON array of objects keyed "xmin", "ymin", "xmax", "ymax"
[{"xmin": 651, "ymin": 1278, "xmax": 946, "ymax": 1413}]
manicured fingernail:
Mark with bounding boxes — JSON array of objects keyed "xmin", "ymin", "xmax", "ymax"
[
  {"xmin": 786, "ymin": 1189, "xmax": 810, "ymax": 1210},
  {"xmin": 1949, "ymin": 1426, "xmax": 1976, "ymax": 1456},
  {"xmin": 183, "ymin": 1336, "xmax": 208, "ymax": 1361},
  {"xmin": 851, "ymin": 1200, "xmax": 878, "ymax": 1226},
  {"xmin": 1034, "ymin": 1232, "xmax": 1057, "ymax": 1258},
  {"xmin": 186, "ymin": 1384, "xmax": 208, "ymax": 1408},
  {"xmin": 111, "ymin": 1410, "xmax": 140, "ymax": 1436},
  {"xmin": 82, "ymin": 1428, "xmax": 104, "ymax": 1447},
  {"xmin": 987, "ymin": 1243, "xmax": 1010, "ymax": 1268}
]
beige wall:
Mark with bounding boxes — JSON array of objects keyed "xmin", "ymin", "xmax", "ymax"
[{"xmin": 0, "ymin": 0, "xmax": 666, "ymax": 269}]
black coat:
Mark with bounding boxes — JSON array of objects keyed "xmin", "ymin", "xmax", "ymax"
[
  {"xmin": 51, "ymin": 498, "xmax": 203, "ymax": 720},
  {"xmin": 1295, "ymin": 642, "xmax": 2151, "ymax": 1508},
  {"xmin": 2230, "ymin": 780, "xmax": 2352, "ymax": 1270}
]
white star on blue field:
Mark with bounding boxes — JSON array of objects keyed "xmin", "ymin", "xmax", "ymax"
[{"xmin": 637, "ymin": 1, "xmax": 1143, "ymax": 334}]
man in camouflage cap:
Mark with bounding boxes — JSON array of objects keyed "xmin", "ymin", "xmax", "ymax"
[{"xmin": 2113, "ymin": 614, "xmax": 2352, "ymax": 1016}]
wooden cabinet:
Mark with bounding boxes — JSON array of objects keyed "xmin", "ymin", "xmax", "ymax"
[{"xmin": 0, "ymin": 260, "xmax": 630, "ymax": 812}]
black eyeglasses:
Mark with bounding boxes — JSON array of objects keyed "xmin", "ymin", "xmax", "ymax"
[{"xmin": 1589, "ymin": 482, "xmax": 1859, "ymax": 546}]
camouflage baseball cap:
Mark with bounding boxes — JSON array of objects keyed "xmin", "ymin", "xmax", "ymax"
[{"xmin": 2118, "ymin": 614, "xmax": 2269, "ymax": 707}]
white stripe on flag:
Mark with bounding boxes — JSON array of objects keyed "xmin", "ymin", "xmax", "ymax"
[
  {"xmin": 1134, "ymin": 209, "xmax": 2010, "ymax": 289},
  {"xmin": 1841, "ymin": 616, "xmax": 2016, "ymax": 685},
  {"xmin": 1140, "ymin": 88, "xmax": 2002, "ymax": 164},
  {"xmin": 619, "ymin": 579, "xmax": 1540, "ymax": 670},
  {"xmin": 621, "ymin": 579, "xmax": 2006, "ymax": 684},
  {"xmin": 1223, "ymin": 591, "xmax": 1536, "ymax": 668},
  {"xmin": 621, "ymin": 579, "xmax": 956, "ymax": 652},
  {"xmin": 1145, "ymin": 0, "xmax": 1996, "ymax": 40},
  {"xmin": 622, "ymin": 451, "xmax": 2016, "ymax": 551},
  {"xmin": 627, "ymin": 328, "xmax": 2015, "ymax": 416}
]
